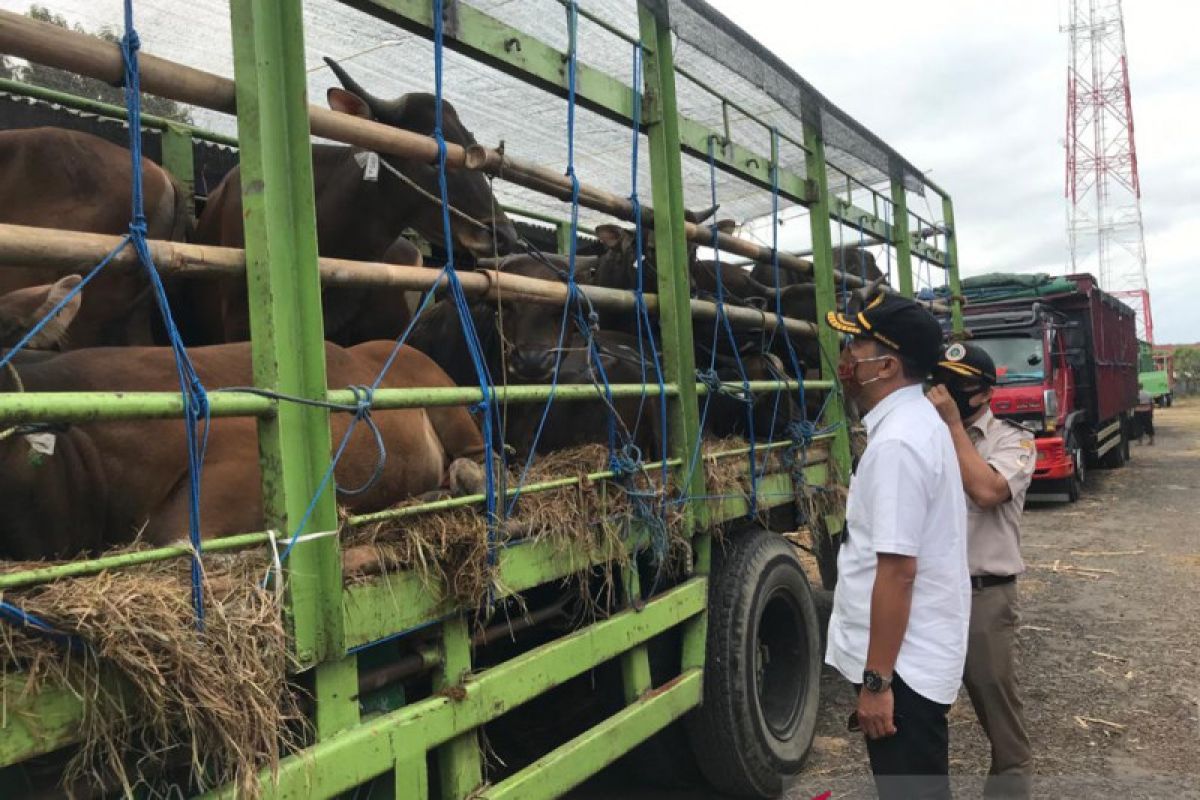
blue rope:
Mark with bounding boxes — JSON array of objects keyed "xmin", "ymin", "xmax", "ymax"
[
  {"xmin": 432, "ymin": 0, "xmax": 502, "ymax": 568},
  {"xmin": 704, "ymin": 136, "xmax": 757, "ymax": 516},
  {"xmin": 628, "ymin": 41, "xmax": 669, "ymax": 515},
  {"xmin": 0, "ymin": 1, "xmax": 211, "ymax": 637},
  {"xmin": 121, "ymin": 3, "xmax": 210, "ymax": 628},
  {"xmin": 269, "ymin": 0, "xmax": 509, "ymax": 582},
  {"xmin": 766, "ymin": 129, "xmax": 811, "ymax": 460},
  {"xmin": 0, "ymin": 601, "xmax": 83, "ymax": 650}
]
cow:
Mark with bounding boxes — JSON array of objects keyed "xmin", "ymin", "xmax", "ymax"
[
  {"xmin": 0, "ymin": 277, "xmax": 485, "ymax": 561},
  {"xmin": 408, "ymin": 254, "xmax": 664, "ymax": 460},
  {"xmin": 191, "ymin": 58, "xmax": 519, "ymax": 345},
  {"xmin": 0, "ymin": 127, "xmax": 191, "ymax": 347}
]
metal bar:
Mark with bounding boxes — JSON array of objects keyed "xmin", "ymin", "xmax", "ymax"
[
  {"xmin": 0, "ymin": 76, "xmax": 238, "ymax": 146},
  {"xmin": 943, "ymin": 195, "xmax": 965, "ymax": 336},
  {"xmin": 433, "ymin": 616, "xmax": 483, "ymax": 799},
  {"xmin": 200, "ymin": 579, "xmax": 707, "ymax": 799},
  {"xmin": 229, "ymin": 8, "xmax": 348, "ymax": 737},
  {"xmin": 0, "ymin": 224, "xmax": 822, "ymax": 338},
  {"xmin": 890, "ymin": 179, "xmax": 914, "ymax": 298},
  {"xmin": 159, "ymin": 124, "xmax": 196, "ymax": 218},
  {"xmin": 0, "ymin": 379, "xmax": 833, "ymax": 427},
  {"xmin": 639, "ymin": 2, "xmax": 712, "ymax": 681},
  {"xmin": 0, "ymin": 391, "xmax": 273, "ymax": 423},
  {"xmin": 483, "ymin": 670, "xmax": 702, "ymax": 800},
  {"xmin": 0, "ymin": 530, "xmax": 271, "ymax": 591}
]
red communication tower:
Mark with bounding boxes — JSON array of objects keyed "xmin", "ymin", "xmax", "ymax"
[{"xmin": 1063, "ymin": 0, "xmax": 1152, "ymax": 342}]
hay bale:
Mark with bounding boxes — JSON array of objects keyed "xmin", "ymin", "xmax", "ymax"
[{"xmin": 0, "ymin": 552, "xmax": 299, "ymax": 798}]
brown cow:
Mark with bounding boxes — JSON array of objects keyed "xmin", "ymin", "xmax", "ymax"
[
  {"xmin": 408, "ymin": 254, "xmax": 664, "ymax": 459},
  {"xmin": 0, "ymin": 127, "xmax": 191, "ymax": 347},
  {"xmin": 0, "ymin": 278, "xmax": 485, "ymax": 560},
  {"xmin": 192, "ymin": 59, "xmax": 518, "ymax": 345}
]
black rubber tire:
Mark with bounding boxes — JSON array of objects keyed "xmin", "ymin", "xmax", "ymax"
[
  {"xmin": 1067, "ymin": 432, "xmax": 1084, "ymax": 502},
  {"xmin": 685, "ymin": 528, "xmax": 821, "ymax": 798}
]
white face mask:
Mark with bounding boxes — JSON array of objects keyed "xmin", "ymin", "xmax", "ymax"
[{"xmin": 839, "ymin": 354, "xmax": 892, "ymax": 387}]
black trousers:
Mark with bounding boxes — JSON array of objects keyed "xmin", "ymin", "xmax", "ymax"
[
  {"xmin": 857, "ymin": 672, "xmax": 952, "ymax": 800},
  {"xmin": 1135, "ymin": 409, "xmax": 1154, "ymax": 437}
]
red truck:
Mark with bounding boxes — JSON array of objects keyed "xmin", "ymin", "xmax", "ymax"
[{"xmin": 958, "ymin": 274, "xmax": 1139, "ymax": 501}]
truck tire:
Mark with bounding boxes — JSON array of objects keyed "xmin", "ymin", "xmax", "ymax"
[
  {"xmin": 1067, "ymin": 431, "xmax": 1085, "ymax": 502},
  {"xmin": 686, "ymin": 527, "xmax": 821, "ymax": 798}
]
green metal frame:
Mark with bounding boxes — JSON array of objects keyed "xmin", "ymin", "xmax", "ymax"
[{"xmin": 0, "ymin": 1, "xmax": 964, "ymax": 796}]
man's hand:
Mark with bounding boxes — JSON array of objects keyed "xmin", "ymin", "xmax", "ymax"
[
  {"xmin": 856, "ymin": 685, "xmax": 897, "ymax": 739},
  {"xmin": 926, "ymin": 383, "xmax": 962, "ymax": 427}
]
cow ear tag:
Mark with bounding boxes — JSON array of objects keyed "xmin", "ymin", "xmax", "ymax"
[
  {"xmin": 25, "ymin": 432, "xmax": 55, "ymax": 466},
  {"xmin": 354, "ymin": 151, "xmax": 381, "ymax": 182}
]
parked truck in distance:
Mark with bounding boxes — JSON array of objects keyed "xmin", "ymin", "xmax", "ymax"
[
  {"xmin": 951, "ymin": 273, "xmax": 1139, "ymax": 502},
  {"xmin": 1139, "ymin": 343, "xmax": 1174, "ymax": 407}
]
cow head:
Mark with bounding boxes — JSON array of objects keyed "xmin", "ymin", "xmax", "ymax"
[
  {"xmin": 493, "ymin": 255, "xmax": 577, "ymax": 382},
  {"xmin": 0, "ymin": 275, "xmax": 83, "ymax": 350},
  {"xmin": 324, "ymin": 58, "xmax": 519, "ymax": 257}
]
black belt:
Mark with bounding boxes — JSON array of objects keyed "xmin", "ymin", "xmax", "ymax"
[{"xmin": 971, "ymin": 574, "xmax": 1016, "ymax": 590}]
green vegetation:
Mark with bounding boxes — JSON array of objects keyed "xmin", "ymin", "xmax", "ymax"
[{"xmin": 0, "ymin": 5, "xmax": 192, "ymax": 123}]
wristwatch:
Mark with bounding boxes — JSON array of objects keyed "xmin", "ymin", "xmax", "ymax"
[{"xmin": 862, "ymin": 669, "xmax": 893, "ymax": 693}]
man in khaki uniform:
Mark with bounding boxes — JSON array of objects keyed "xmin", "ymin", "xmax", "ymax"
[{"xmin": 927, "ymin": 343, "xmax": 1035, "ymax": 799}]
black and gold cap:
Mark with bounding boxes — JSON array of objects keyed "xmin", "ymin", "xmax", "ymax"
[
  {"xmin": 825, "ymin": 293, "xmax": 944, "ymax": 374},
  {"xmin": 935, "ymin": 342, "xmax": 997, "ymax": 385}
]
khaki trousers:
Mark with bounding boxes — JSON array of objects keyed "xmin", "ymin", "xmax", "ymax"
[{"xmin": 964, "ymin": 580, "xmax": 1032, "ymax": 799}]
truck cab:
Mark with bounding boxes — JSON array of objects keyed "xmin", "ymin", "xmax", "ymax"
[
  {"xmin": 955, "ymin": 274, "xmax": 1138, "ymax": 502},
  {"xmin": 964, "ymin": 307, "xmax": 1082, "ymax": 497}
]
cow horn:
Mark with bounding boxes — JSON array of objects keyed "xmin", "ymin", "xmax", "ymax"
[
  {"xmin": 684, "ymin": 204, "xmax": 720, "ymax": 225},
  {"xmin": 323, "ymin": 57, "xmax": 391, "ymax": 120}
]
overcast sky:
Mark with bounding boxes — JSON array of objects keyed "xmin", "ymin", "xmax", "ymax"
[{"xmin": 708, "ymin": 0, "xmax": 1200, "ymax": 344}]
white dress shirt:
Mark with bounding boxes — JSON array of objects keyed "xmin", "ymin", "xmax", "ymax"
[{"xmin": 825, "ymin": 384, "xmax": 971, "ymax": 705}]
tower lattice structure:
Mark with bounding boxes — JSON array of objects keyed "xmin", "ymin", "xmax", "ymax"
[{"xmin": 1063, "ymin": 0, "xmax": 1152, "ymax": 341}]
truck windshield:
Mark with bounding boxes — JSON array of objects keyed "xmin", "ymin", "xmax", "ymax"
[{"xmin": 973, "ymin": 337, "xmax": 1045, "ymax": 384}]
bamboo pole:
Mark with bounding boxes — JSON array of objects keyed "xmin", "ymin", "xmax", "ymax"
[
  {"xmin": 0, "ymin": 223, "xmax": 821, "ymax": 339},
  {"xmin": 0, "ymin": 10, "xmax": 855, "ymax": 287}
]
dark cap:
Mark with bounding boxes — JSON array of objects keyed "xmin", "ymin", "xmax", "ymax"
[
  {"xmin": 935, "ymin": 342, "xmax": 997, "ymax": 385},
  {"xmin": 825, "ymin": 293, "xmax": 944, "ymax": 374}
]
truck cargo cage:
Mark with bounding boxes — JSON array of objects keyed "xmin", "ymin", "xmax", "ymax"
[{"xmin": 0, "ymin": 1, "xmax": 961, "ymax": 797}]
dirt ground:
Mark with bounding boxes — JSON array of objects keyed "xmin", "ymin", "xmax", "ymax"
[{"xmin": 580, "ymin": 398, "xmax": 1200, "ymax": 799}]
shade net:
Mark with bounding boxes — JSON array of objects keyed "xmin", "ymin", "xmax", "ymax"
[{"xmin": 7, "ymin": 0, "xmax": 944, "ymax": 242}]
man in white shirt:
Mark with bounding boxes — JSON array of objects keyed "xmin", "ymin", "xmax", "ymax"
[{"xmin": 825, "ymin": 294, "xmax": 970, "ymax": 799}]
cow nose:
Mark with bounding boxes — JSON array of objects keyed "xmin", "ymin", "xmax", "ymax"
[{"xmin": 509, "ymin": 349, "xmax": 554, "ymax": 380}]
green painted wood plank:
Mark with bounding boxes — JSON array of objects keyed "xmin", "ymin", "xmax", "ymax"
[
  {"xmin": 433, "ymin": 616, "xmax": 482, "ymax": 800},
  {"xmin": 200, "ymin": 579, "xmax": 707, "ymax": 799},
  {"xmin": 0, "ymin": 671, "xmax": 126, "ymax": 767},
  {"xmin": 481, "ymin": 669, "xmax": 703, "ymax": 800}
]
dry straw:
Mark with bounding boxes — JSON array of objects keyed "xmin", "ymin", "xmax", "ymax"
[{"xmin": 0, "ymin": 438, "xmax": 809, "ymax": 795}]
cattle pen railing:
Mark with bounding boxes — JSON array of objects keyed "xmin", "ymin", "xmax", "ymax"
[{"xmin": 0, "ymin": 2, "xmax": 963, "ymax": 798}]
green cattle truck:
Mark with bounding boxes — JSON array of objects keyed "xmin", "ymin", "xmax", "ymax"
[
  {"xmin": 0, "ymin": 1, "xmax": 963, "ymax": 798},
  {"xmin": 1139, "ymin": 342, "xmax": 1173, "ymax": 406}
]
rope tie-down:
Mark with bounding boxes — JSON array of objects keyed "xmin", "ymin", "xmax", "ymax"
[{"xmin": 0, "ymin": 0, "xmax": 211, "ymax": 634}]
